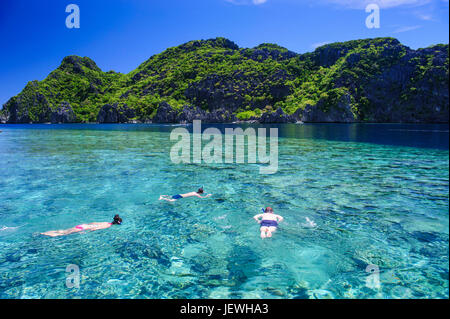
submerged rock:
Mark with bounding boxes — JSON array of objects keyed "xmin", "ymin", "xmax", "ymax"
[
  {"xmin": 226, "ymin": 245, "xmax": 261, "ymax": 288},
  {"xmin": 412, "ymin": 231, "xmax": 441, "ymax": 243},
  {"xmin": 114, "ymin": 240, "xmax": 171, "ymax": 267}
]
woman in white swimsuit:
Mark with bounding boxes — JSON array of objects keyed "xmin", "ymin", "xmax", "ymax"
[{"xmin": 253, "ymin": 207, "xmax": 283, "ymax": 239}]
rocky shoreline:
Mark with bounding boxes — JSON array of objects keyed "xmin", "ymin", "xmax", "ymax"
[
  {"xmin": 2, "ymin": 98, "xmax": 446, "ymax": 124},
  {"xmin": 2, "ymin": 92, "xmax": 445, "ymax": 125},
  {"xmin": 0, "ymin": 101, "xmax": 312, "ymax": 124}
]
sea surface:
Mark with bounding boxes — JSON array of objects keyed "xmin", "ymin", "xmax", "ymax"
[{"xmin": 0, "ymin": 123, "xmax": 448, "ymax": 299}]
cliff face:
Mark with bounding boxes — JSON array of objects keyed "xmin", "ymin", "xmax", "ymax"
[{"xmin": 1, "ymin": 37, "xmax": 448, "ymax": 124}]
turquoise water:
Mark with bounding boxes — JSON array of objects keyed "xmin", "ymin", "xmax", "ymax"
[{"xmin": 0, "ymin": 123, "xmax": 448, "ymax": 299}]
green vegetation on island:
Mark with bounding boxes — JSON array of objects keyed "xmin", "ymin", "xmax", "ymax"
[{"xmin": 1, "ymin": 37, "xmax": 448, "ymax": 123}]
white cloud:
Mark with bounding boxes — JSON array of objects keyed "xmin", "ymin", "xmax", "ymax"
[
  {"xmin": 225, "ymin": 0, "xmax": 268, "ymax": 5},
  {"xmin": 311, "ymin": 41, "xmax": 330, "ymax": 49},
  {"xmin": 393, "ymin": 25, "xmax": 422, "ymax": 33},
  {"xmin": 416, "ymin": 13, "xmax": 433, "ymax": 20},
  {"xmin": 317, "ymin": 0, "xmax": 431, "ymax": 9},
  {"xmin": 224, "ymin": 0, "xmax": 245, "ymax": 4}
]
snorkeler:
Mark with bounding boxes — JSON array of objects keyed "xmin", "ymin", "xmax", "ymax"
[
  {"xmin": 253, "ymin": 207, "xmax": 283, "ymax": 239},
  {"xmin": 40, "ymin": 215, "xmax": 122, "ymax": 237},
  {"xmin": 159, "ymin": 187, "xmax": 211, "ymax": 202}
]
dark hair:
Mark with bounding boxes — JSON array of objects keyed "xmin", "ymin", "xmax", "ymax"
[
  {"xmin": 265, "ymin": 207, "xmax": 273, "ymax": 213},
  {"xmin": 197, "ymin": 187, "xmax": 204, "ymax": 194},
  {"xmin": 112, "ymin": 214, "xmax": 122, "ymax": 225}
]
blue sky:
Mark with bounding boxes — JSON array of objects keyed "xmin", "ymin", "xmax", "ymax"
[{"xmin": 0, "ymin": 0, "xmax": 448, "ymax": 106}]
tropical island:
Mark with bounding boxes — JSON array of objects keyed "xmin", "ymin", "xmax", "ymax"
[{"xmin": 0, "ymin": 37, "xmax": 448, "ymax": 124}]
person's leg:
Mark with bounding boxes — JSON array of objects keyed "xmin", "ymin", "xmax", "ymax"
[
  {"xmin": 41, "ymin": 228, "xmax": 81, "ymax": 237},
  {"xmin": 41, "ymin": 231, "xmax": 60, "ymax": 237},
  {"xmin": 159, "ymin": 196, "xmax": 176, "ymax": 202},
  {"xmin": 260, "ymin": 227, "xmax": 268, "ymax": 238},
  {"xmin": 266, "ymin": 226, "xmax": 277, "ymax": 238},
  {"xmin": 63, "ymin": 228, "xmax": 82, "ymax": 236}
]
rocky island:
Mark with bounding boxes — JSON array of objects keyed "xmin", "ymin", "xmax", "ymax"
[{"xmin": 1, "ymin": 37, "xmax": 448, "ymax": 124}]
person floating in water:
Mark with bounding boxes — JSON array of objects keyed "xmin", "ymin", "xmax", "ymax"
[
  {"xmin": 253, "ymin": 207, "xmax": 283, "ymax": 239},
  {"xmin": 41, "ymin": 215, "xmax": 122, "ymax": 237},
  {"xmin": 159, "ymin": 187, "xmax": 211, "ymax": 202}
]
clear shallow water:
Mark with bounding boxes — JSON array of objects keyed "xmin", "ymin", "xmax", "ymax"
[{"xmin": 0, "ymin": 123, "xmax": 448, "ymax": 299}]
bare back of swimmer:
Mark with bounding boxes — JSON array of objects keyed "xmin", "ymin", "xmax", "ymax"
[
  {"xmin": 253, "ymin": 207, "xmax": 283, "ymax": 239},
  {"xmin": 41, "ymin": 215, "xmax": 122, "ymax": 237},
  {"xmin": 159, "ymin": 187, "xmax": 211, "ymax": 202}
]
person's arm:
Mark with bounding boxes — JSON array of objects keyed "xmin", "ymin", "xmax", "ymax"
[
  {"xmin": 195, "ymin": 193, "xmax": 212, "ymax": 198},
  {"xmin": 253, "ymin": 214, "xmax": 263, "ymax": 223},
  {"xmin": 277, "ymin": 215, "xmax": 284, "ymax": 223}
]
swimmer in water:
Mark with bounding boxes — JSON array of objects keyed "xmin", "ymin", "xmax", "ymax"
[
  {"xmin": 159, "ymin": 187, "xmax": 211, "ymax": 202},
  {"xmin": 41, "ymin": 215, "xmax": 122, "ymax": 237},
  {"xmin": 253, "ymin": 207, "xmax": 283, "ymax": 239}
]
